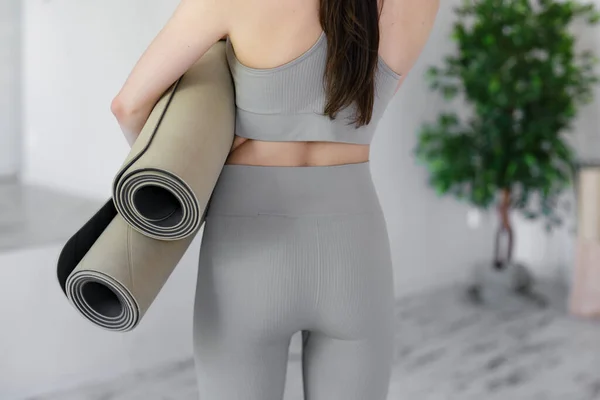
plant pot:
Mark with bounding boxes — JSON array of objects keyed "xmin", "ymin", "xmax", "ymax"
[{"xmin": 466, "ymin": 261, "xmax": 546, "ymax": 307}]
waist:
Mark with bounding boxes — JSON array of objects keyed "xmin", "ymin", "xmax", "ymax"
[
  {"xmin": 226, "ymin": 138, "xmax": 370, "ymax": 167},
  {"xmin": 207, "ymin": 162, "xmax": 382, "ymax": 217}
]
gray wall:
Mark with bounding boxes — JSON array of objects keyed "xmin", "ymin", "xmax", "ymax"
[{"xmin": 0, "ymin": 0, "xmax": 22, "ymax": 179}]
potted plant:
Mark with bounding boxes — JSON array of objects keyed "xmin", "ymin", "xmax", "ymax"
[{"xmin": 415, "ymin": 0, "xmax": 600, "ymax": 303}]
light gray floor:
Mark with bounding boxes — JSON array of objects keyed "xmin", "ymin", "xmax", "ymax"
[
  {"xmin": 31, "ymin": 281, "xmax": 600, "ymax": 400},
  {"xmin": 0, "ymin": 181, "xmax": 102, "ymax": 251}
]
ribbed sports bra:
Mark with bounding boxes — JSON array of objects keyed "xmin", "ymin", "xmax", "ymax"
[{"xmin": 225, "ymin": 32, "xmax": 401, "ymax": 145}]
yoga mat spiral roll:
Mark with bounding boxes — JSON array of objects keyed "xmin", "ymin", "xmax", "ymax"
[
  {"xmin": 113, "ymin": 40, "xmax": 235, "ymax": 241},
  {"xmin": 59, "ymin": 201, "xmax": 195, "ymax": 331},
  {"xmin": 57, "ymin": 41, "xmax": 235, "ymax": 331}
]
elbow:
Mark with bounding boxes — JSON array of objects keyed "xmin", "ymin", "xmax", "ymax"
[
  {"xmin": 111, "ymin": 94, "xmax": 153, "ymax": 124},
  {"xmin": 110, "ymin": 95, "xmax": 132, "ymax": 123},
  {"xmin": 110, "ymin": 94, "xmax": 151, "ymax": 139}
]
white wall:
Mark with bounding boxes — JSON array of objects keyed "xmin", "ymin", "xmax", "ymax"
[
  {"xmin": 14, "ymin": 0, "xmax": 600, "ymax": 397},
  {"xmin": 19, "ymin": 0, "xmax": 600, "ymax": 332},
  {"xmin": 22, "ymin": 0, "xmax": 500, "ymax": 296},
  {"xmin": 0, "ymin": 0, "xmax": 22, "ymax": 178},
  {"xmin": 21, "ymin": 0, "xmax": 182, "ymax": 199}
]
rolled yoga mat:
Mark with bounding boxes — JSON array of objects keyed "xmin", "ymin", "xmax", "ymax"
[
  {"xmin": 56, "ymin": 41, "xmax": 235, "ymax": 331},
  {"xmin": 113, "ymin": 40, "xmax": 235, "ymax": 241}
]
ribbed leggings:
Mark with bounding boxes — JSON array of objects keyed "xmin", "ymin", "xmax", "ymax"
[{"xmin": 193, "ymin": 162, "xmax": 395, "ymax": 400}]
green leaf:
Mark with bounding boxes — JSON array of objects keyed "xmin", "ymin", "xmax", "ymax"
[
  {"xmin": 483, "ymin": 34, "xmax": 496, "ymax": 47},
  {"xmin": 488, "ymin": 78, "xmax": 501, "ymax": 94}
]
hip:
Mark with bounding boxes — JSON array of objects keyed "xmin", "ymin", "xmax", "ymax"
[
  {"xmin": 198, "ymin": 162, "xmax": 394, "ymax": 333},
  {"xmin": 201, "ymin": 162, "xmax": 393, "ymax": 296}
]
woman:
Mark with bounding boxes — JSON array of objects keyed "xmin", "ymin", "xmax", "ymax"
[{"xmin": 111, "ymin": 0, "xmax": 439, "ymax": 398}]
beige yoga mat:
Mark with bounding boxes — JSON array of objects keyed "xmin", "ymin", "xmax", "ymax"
[
  {"xmin": 113, "ymin": 41, "xmax": 235, "ymax": 241},
  {"xmin": 57, "ymin": 41, "xmax": 235, "ymax": 331}
]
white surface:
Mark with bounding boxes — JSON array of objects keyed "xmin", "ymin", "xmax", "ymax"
[
  {"xmin": 21, "ymin": 0, "xmax": 178, "ymax": 199},
  {"xmin": 0, "ymin": 236, "xmax": 202, "ymax": 400},
  {"xmin": 0, "ymin": 0, "xmax": 22, "ymax": 178}
]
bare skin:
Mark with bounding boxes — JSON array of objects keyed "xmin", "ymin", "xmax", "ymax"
[{"xmin": 111, "ymin": 0, "xmax": 440, "ymax": 167}]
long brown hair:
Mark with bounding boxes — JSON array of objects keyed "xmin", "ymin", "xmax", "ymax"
[{"xmin": 320, "ymin": 0, "xmax": 381, "ymax": 127}]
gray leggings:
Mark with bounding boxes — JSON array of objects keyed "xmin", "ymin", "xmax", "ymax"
[{"xmin": 193, "ymin": 162, "xmax": 395, "ymax": 400}]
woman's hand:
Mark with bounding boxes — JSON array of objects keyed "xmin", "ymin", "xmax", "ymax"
[{"xmin": 111, "ymin": 0, "xmax": 229, "ymax": 145}]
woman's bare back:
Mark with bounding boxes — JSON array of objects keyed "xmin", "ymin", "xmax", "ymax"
[{"xmin": 223, "ymin": 0, "xmax": 440, "ymax": 167}]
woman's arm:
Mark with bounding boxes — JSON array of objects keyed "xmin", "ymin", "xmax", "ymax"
[
  {"xmin": 111, "ymin": 0, "xmax": 229, "ymax": 144},
  {"xmin": 380, "ymin": 0, "xmax": 440, "ymax": 94}
]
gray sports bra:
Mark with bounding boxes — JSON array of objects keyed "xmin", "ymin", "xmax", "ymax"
[{"xmin": 225, "ymin": 32, "xmax": 401, "ymax": 145}]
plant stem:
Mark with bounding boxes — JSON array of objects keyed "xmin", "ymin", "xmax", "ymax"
[{"xmin": 494, "ymin": 188, "xmax": 514, "ymax": 269}]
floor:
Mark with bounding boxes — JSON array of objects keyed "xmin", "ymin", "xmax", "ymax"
[
  {"xmin": 0, "ymin": 181, "xmax": 102, "ymax": 252},
  {"xmin": 31, "ymin": 281, "xmax": 600, "ymax": 400},
  {"xmin": 4, "ymin": 182, "xmax": 600, "ymax": 400}
]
